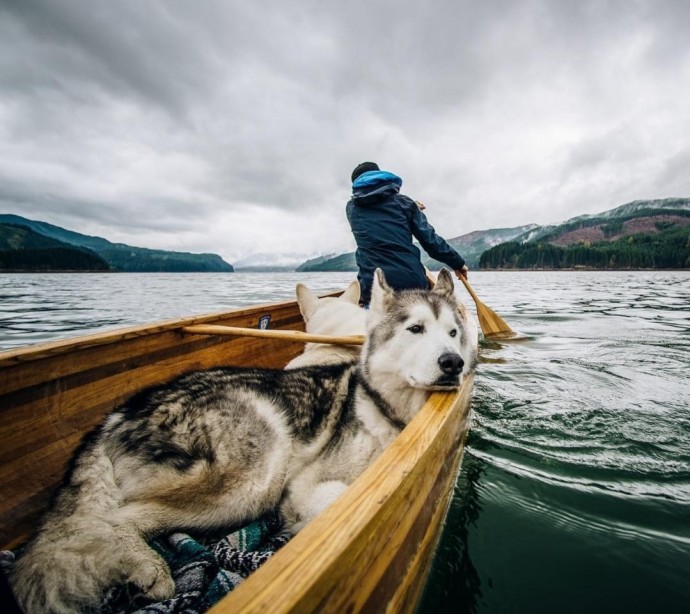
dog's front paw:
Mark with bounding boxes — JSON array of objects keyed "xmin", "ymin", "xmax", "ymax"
[
  {"xmin": 287, "ymin": 520, "xmax": 307, "ymax": 534},
  {"xmin": 128, "ymin": 561, "xmax": 175, "ymax": 600}
]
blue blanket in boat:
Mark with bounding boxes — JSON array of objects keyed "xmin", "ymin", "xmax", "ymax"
[{"xmin": 1, "ymin": 513, "xmax": 290, "ymax": 613}]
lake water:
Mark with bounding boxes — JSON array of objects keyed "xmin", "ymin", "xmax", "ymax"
[{"xmin": 1, "ymin": 271, "xmax": 689, "ymax": 612}]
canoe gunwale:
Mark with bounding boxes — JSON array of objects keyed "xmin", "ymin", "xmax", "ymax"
[{"xmin": 0, "ymin": 293, "xmax": 339, "ymax": 367}]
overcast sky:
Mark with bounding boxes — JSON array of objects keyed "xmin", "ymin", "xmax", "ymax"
[{"xmin": 1, "ymin": 0, "xmax": 689, "ymax": 265}]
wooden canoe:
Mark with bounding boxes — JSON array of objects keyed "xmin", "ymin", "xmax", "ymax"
[{"xmin": 0, "ymin": 292, "xmax": 474, "ymax": 613}]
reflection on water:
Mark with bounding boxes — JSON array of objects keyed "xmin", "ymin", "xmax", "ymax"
[{"xmin": 2, "ymin": 271, "xmax": 689, "ymax": 612}]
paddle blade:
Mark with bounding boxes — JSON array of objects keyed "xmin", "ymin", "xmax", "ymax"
[
  {"xmin": 473, "ymin": 296, "xmax": 513, "ymax": 337},
  {"xmin": 458, "ymin": 276, "xmax": 513, "ymax": 337}
]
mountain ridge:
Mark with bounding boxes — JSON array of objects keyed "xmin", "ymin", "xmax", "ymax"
[
  {"xmin": 479, "ymin": 198, "xmax": 690, "ymax": 270},
  {"xmin": 0, "ymin": 214, "xmax": 234, "ymax": 272},
  {"xmin": 0, "ymin": 223, "xmax": 110, "ymax": 271},
  {"xmin": 514, "ymin": 198, "xmax": 690, "ymax": 243}
]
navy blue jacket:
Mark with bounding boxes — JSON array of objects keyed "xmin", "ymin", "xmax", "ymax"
[{"xmin": 346, "ymin": 171, "xmax": 465, "ymax": 304}]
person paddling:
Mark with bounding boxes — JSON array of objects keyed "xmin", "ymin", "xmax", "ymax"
[{"xmin": 346, "ymin": 161, "xmax": 468, "ymax": 306}]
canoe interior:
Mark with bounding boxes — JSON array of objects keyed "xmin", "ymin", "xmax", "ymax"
[
  {"xmin": 0, "ymin": 291, "xmax": 474, "ymax": 612},
  {"xmin": 0, "ymin": 297, "xmax": 311, "ymax": 550}
]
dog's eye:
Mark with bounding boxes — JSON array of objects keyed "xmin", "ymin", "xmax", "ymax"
[
  {"xmin": 449, "ymin": 329, "xmax": 457, "ymax": 338},
  {"xmin": 407, "ymin": 324, "xmax": 424, "ymax": 334}
]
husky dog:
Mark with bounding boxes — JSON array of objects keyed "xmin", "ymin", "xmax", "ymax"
[
  {"xmin": 10, "ymin": 269, "xmax": 477, "ymax": 613},
  {"xmin": 285, "ymin": 279, "xmax": 366, "ymax": 369}
]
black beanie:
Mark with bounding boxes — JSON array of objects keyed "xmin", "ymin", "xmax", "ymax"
[{"xmin": 351, "ymin": 161, "xmax": 379, "ymax": 182}]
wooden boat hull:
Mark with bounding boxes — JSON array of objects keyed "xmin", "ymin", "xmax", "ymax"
[{"xmin": 0, "ymin": 294, "xmax": 474, "ymax": 612}]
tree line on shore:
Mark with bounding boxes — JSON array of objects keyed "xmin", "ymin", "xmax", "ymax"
[
  {"xmin": 0, "ymin": 247, "xmax": 110, "ymax": 271},
  {"xmin": 479, "ymin": 225, "xmax": 690, "ymax": 269}
]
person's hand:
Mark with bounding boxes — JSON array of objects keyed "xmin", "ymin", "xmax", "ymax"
[{"xmin": 455, "ymin": 265, "xmax": 469, "ymax": 280}]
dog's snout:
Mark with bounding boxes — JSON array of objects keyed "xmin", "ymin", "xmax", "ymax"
[{"xmin": 438, "ymin": 352, "xmax": 464, "ymax": 376}]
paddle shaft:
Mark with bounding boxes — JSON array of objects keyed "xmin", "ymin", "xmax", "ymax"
[
  {"xmin": 457, "ymin": 275, "xmax": 513, "ymax": 336},
  {"xmin": 458, "ymin": 275, "xmax": 481, "ymax": 304},
  {"xmin": 182, "ymin": 324, "xmax": 364, "ymax": 346}
]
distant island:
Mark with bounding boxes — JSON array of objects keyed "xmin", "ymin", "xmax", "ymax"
[{"xmin": 0, "ymin": 214, "xmax": 234, "ymax": 273}]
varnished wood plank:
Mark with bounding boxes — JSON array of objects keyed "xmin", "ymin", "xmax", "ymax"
[
  {"xmin": 0, "ymin": 295, "xmax": 322, "ymax": 367},
  {"xmin": 0, "ymin": 432, "xmax": 83, "ymax": 549},
  {"xmin": 381, "ymin": 417, "xmax": 471, "ymax": 612},
  {"xmin": 0, "ymin": 336, "xmax": 303, "ymax": 464},
  {"xmin": 0, "ymin": 308, "xmax": 305, "ymax": 396},
  {"xmin": 0, "ymin": 325, "xmax": 303, "ymax": 423}
]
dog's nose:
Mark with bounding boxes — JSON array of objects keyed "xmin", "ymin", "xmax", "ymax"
[{"xmin": 438, "ymin": 352, "xmax": 464, "ymax": 376}]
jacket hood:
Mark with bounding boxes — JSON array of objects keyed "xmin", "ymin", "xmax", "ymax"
[{"xmin": 351, "ymin": 171, "xmax": 403, "ymax": 205}]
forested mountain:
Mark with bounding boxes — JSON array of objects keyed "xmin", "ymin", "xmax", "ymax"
[
  {"xmin": 424, "ymin": 224, "xmax": 538, "ymax": 269},
  {"xmin": 0, "ymin": 215, "xmax": 233, "ymax": 272},
  {"xmin": 0, "ymin": 223, "xmax": 110, "ymax": 271},
  {"xmin": 513, "ymin": 198, "xmax": 690, "ymax": 243},
  {"xmin": 481, "ymin": 199, "xmax": 690, "ymax": 269},
  {"xmin": 297, "ymin": 252, "xmax": 356, "ymax": 272}
]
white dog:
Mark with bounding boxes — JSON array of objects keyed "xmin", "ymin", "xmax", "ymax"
[{"xmin": 285, "ymin": 279, "xmax": 366, "ymax": 368}]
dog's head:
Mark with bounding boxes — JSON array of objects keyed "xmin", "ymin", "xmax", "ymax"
[
  {"xmin": 365, "ymin": 268, "xmax": 477, "ymax": 391},
  {"xmin": 295, "ymin": 280, "xmax": 366, "ymax": 337}
]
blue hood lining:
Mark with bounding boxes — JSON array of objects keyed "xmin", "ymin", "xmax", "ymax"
[{"xmin": 352, "ymin": 170, "xmax": 402, "ymax": 190}]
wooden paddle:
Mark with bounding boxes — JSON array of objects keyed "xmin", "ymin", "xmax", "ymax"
[
  {"xmin": 457, "ymin": 275, "xmax": 513, "ymax": 337},
  {"xmin": 425, "ymin": 268, "xmax": 513, "ymax": 337},
  {"xmin": 182, "ymin": 324, "xmax": 364, "ymax": 345}
]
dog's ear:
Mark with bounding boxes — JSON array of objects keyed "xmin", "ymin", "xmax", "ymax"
[
  {"xmin": 340, "ymin": 280, "xmax": 361, "ymax": 305},
  {"xmin": 370, "ymin": 268, "xmax": 394, "ymax": 314},
  {"xmin": 295, "ymin": 283, "xmax": 319, "ymax": 320},
  {"xmin": 433, "ymin": 268, "xmax": 455, "ymax": 299}
]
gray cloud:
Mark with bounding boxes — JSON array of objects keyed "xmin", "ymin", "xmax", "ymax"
[{"xmin": 1, "ymin": 0, "xmax": 689, "ymax": 263}]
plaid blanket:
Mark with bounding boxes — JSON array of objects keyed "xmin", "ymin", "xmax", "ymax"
[{"xmin": 1, "ymin": 513, "xmax": 290, "ymax": 613}]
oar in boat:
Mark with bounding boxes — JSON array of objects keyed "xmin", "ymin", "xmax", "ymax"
[
  {"xmin": 182, "ymin": 324, "xmax": 364, "ymax": 346},
  {"xmin": 425, "ymin": 268, "xmax": 513, "ymax": 337}
]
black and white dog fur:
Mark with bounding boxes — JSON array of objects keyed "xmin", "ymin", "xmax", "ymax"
[{"xmin": 10, "ymin": 269, "xmax": 478, "ymax": 613}]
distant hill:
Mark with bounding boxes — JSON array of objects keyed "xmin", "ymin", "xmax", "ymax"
[
  {"xmin": 0, "ymin": 214, "xmax": 234, "ymax": 272},
  {"xmin": 296, "ymin": 224, "xmax": 536, "ymax": 272},
  {"xmin": 424, "ymin": 224, "xmax": 538, "ymax": 269},
  {"xmin": 513, "ymin": 198, "xmax": 690, "ymax": 244},
  {"xmin": 0, "ymin": 223, "xmax": 110, "ymax": 271},
  {"xmin": 297, "ymin": 252, "xmax": 356, "ymax": 272},
  {"xmin": 480, "ymin": 198, "xmax": 690, "ymax": 270}
]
